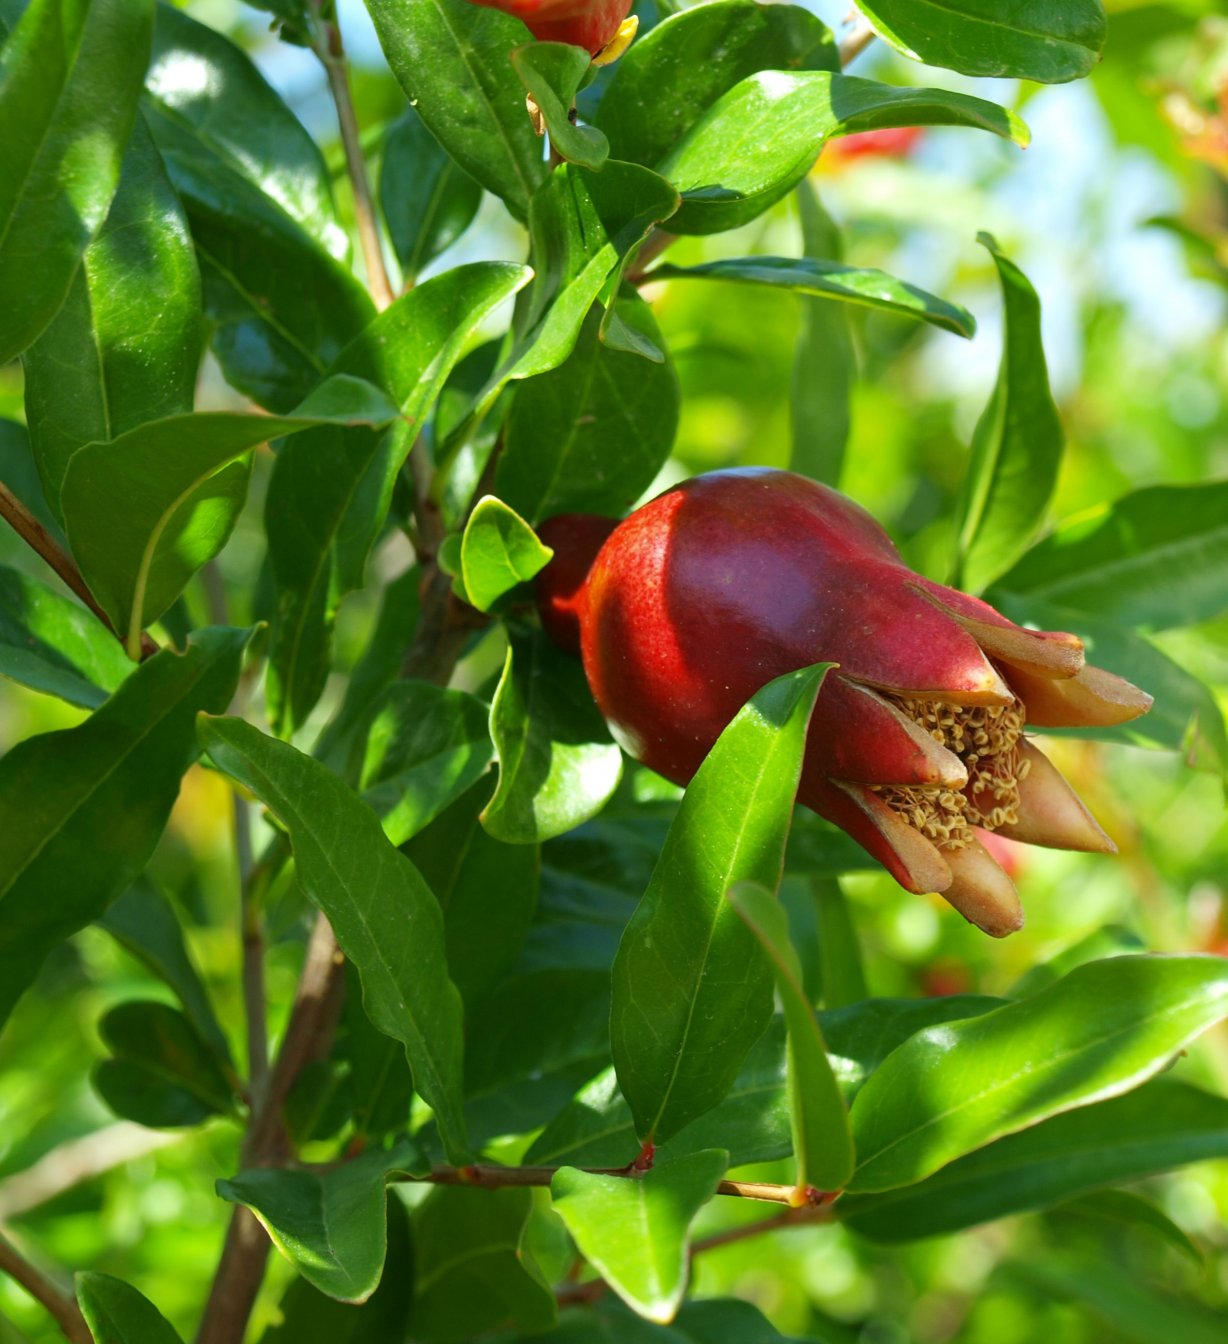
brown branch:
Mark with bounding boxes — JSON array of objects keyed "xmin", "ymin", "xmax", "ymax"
[
  {"xmin": 235, "ymin": 797, "xmax": 269, "ymax": 1104},
  {"xmin": 838, "ymin": 17, "xmax": 877, "ymax": 67},
  {"xmin": 0, "ymin": 1228, "xmax": 91, "ymax": 1344},
  {"xmin": 691, "ymin": 1203, "xmax": 834, "ymax": 1257}
]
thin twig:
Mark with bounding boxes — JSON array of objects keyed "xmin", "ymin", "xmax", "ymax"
[
  {"xmin": 235, "ymin": 796, "xmax": 269, "ymax": 1103},
  {"xmin": 838, "ymin": 16, "xmax": 877, "ymax": 67},
  {"xmin": 691, "ymin": 1203, "xmax": 833, "ymax": 1257},
  {"xmin": 0, "ymin": 1229, "xmax": 91, "ymax": 1344}
]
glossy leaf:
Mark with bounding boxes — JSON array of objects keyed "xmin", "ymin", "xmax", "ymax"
[
  {"xmin": 94, "ymin": 1000, "xmax": 238, "ymax": 1128},
  {"xmin": 994, "ymin": 479, "xmax": 1228, "ymax": 631},
  {"xmin": 496, "ymin": 299, "xmax": 680, "ymax": 522},
  {"xmin": 652, "ymin": 256, "xmax": 975, "ymax": 338},
  {"xmin": 953, "ymin": 234, "xmax": 1063, "ymax": 592},
  {"xmin": 611, "ymin": 665, "xmax": 829, "ymax": 1145},
  {"xmin": 675, "ymin": 1297, "xmax": 811, "ymax": 1344},
  {"xmin": 0, "ymin": 418, "xmax": 61, "ymax": 540},
  {"xmin": 199, "ymin": 717, "xmax": 469, "ymax": 1161},
  {"xmin": 728, "ymin": 882, "xmax": 854, "ymax": 1193},
  {"xmin": 597, "ymin": 0, "xmax": 838, "ymax": 168},
  {"xmin": 77, "ymin": 1273, "xmax": 184, "ymax": 1344},
  {"xmin": 61, "ymin": 375, "xmax": 401, "ymax": 655},
  {"xmin": 366, "ymin": 0, "xmax": 547, "ymax": 217},
  {"xmin": 551, "ymin": 1150, "xmax": 729, "ymax": 1322},
  {"xmin": 849, "ymin": 955, "xmax": 1228, "ymax": 1192},
  {"xmin": 219, "ymin": 1142, "xmax": 422, "ymax": 1302},
  {"xmin": 354, "ymin": 680, "xmax": 493, "ymax": 845},
  {"xmin": 0, "ymin": 565, "xmax": 132, "ymax": 709},
  {"xmin": 661, "ymin": 72, "xmax": 1027, "ymax": 234},
  {"xmin": 0, "ymin": 627, "xmax": 247, "ymax": 1034},
  {"xmin": 379, "ymin": 108, "xmax": 482, "ymax": 280},
  {"xmin": 482, "ymin": 628, "xmax": 623, "ymax": 844},
  {"xmin": 855, "ymin": 0, "xmax": 1106, "ymax": 84},
  {"xmin": 265, "ymin": 262, "xmax": 530, "ymax": 736},
  {"xmin": 0, "ymin": 0, "xmax": 153, "ymax": 362},
  {"xmin": 512, "ymin": 42, "xmax": 609, "ymax": 171},
  {"xmin": 23, "ymin": 113, "xmax": 201, "ymax": 520},
  {"xmin": 343, "ymin": 961, "xmax": 413, "ymax": 1142},
  {"xmin": 459, "ymin": 496, "xmax": 554, "ymax": 612}
]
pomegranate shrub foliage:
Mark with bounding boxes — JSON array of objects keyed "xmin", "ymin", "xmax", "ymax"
[{"xmin": 1, "ymin": 1, "xmax": 1227, "ymax": 1341}]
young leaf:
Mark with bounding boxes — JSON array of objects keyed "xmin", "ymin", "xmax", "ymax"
[
  {"xmin": 459, "ymin": 497, "xmax": 554, "ymax": 612},
  {"xmin": 0, "ymin": 0, "xmax": 153, "ymax": 362},
  {"xmin": 611, "ymin": 664, "xmax": 830, "ymax": 1146},
  {"xmin": 953, "ymin": 234, "xmax": 1064, "ymax": 593},
  {"xmin": 511, "ymin": 42, "xmax": 609, "ymax": 171},
  {"xmin": 219, "ymin": 1144, "xmax": 422, "ymax": 1302},
  {"xmin": 550, "ymin": 1150, "xmax": 729, "ymax": 1323},
  {"xmin": 482, "ymin": 628, "xmax": 623, "ymax": 844},
  {"xmin": 727, "ymin": 881, "xmax": 854, "ymax": 1194},
  {"xmin": 855, "ymin": 0, "xmax": 1106, "ymax": 85},
  {"xmin": 849, "ymin": 954, "xmax": 1228, "ymax": 1192},
  {"xmin": 77, "ymin": 1273, "xmax": 184, "ymax": 1344},
  {"xmin": 198, "ymin": 717, "xmax": 470, "ymax": 1162},
  {"xmin": 651, "ymin": 256, "xmax": 975, "ymax": 338},
  {"xmin": 0, "ymin": 626, "xmax": 247, "ymax": 1034}
]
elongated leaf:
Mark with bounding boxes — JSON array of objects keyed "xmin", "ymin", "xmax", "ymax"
[
  {"xmin": 199, "ymin": 717, "xmax": 469, "ymax": 1161},
  {"xmin": 849, "ymin": 954, "xmax": 1228, "ymax": 1192},
  {"xmin": 496, "ymin": 299, "xmax": 680, "ymax": 522},
  {"xmin": 343, "ymin": 961, "xmax": 412, "ymax": 1142},
  {"xmin": 0, "ymin": 0, "xmax": 153, "ymax": 362},
  {"xmin": 551, "ymin": 1151, "xmax": 729, "ymax": 1323},
  {"xmin": 652, "ymin": 256, "xmax": 974, "ymax": 338},
  {"xmin": 0, "ymin": 418, "xmax": 61, "ymax": 540},
  {"xmin": 597, "ymin": 0, "xmax": 838, "ymax": 168},
  {"xmin": 661, "ymin": 71, "xmax": 1027, "ymax": 235},
  {"xmin": 813, "ymin": 879, "xmax": 867, "ymax": 1010},
  {"xmin": 611, "ymin": 665, "xmax": 828, "ymax": 1145},
  {"xmin": 0, "ymin": 627, "xmax": 247, "ymax": 1033},
  {"xmin": 23, "ymin": 114, "xmax": 201, "ymax": 520},
  {"xmin": 77, "ymin": 1273, "xmax": 184, "ymax": 1344},
  {"xmin": 266, "ymin": 262, "xmax": 530, "ymax": 736},
  {"xmin": 512, "ymin": 42, "xmax": 608, "ymax": 171},
  {"xmin": 61, "ymin": 375, "xmax": 401, "ymax": 655},
  {"xmin": 0, "ymin": 565, "xmax": 132, "ymax": 708},
  {"xmin": 856, "ymin": 0, "xmax": 1106, "ymax": 84},
  {"xmin": 993, "ymin": 479, "xmax": 1228, "ymax": 631},
  {"xmin": 1055, "ymin": 1190, "xmax": 1202, "ymax": 1264},
  {"xmin": 953, "ymin": 234, "xmax": 1063, "ymax": 592},
  {"xmin": 366, "ymin": 0, "xmax": 547, "ymax": 217},
  {"xmin": 459, "ymin": 497, "xmax": 554, "ymax": 612},
  {"xmin": 219, "ymin": 1142, "xmax": 421, "ymax": 1302},
  {"xmin": 379, "ymin": 107, "xmax": 482, "ymax": 281},
  {"xmin": 728, "ymin": 882, "xmax": 853, "ymax": 1193},
  {"xmin": 482, "ymin": 628, "xmax": 623, "ymax": 844}
]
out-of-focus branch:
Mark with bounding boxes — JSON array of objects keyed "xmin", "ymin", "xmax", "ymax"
[
  {"xmin": 838, "ymin": 16, "xmax": 877, "ymax": 67},
  {"xmin": 0, "ymin": 1228, "xmax": 91, "ymax": 1344}
]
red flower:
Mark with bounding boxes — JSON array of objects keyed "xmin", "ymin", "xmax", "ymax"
[
  {"xmin": 467, "ymin": 0, "xmax": 635, "ymax": 55},
  {"xmin": 537, "ymin": 469, "xmax": 1152, "ymax": 937}
]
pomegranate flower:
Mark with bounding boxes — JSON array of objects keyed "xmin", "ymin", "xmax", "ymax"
[
  {"xmin": 467, "ymin": 0, "xmax": 635, "ymax": 56},
  {"xmin": 537, "ymin": 469, "xmax": 1152, "ymax": 937}
]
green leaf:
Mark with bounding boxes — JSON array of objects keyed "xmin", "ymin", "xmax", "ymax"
[
  {"xmin": 219, "ymin": 1142, "xmax": 421, "ymax": 1302},
  {"xmin": 366, "ymin": 0, "xmax": 547, "ymax": 217},
  {"xmin": 98, "ymin": 878, "xmax": 231, "ymax": 1064},
  {"xmin": 459, "ymin": 497, "xmax": 554, "ymax": 612},
  {"xmin": 0, "ymin": 418, "xmax": 61, "ymax": 541},
  {"xmin": 550, "ymin": 1150, "xmax": 729, "ymax": 1323},
  {"xmin": 199, "ymin": 717, "xmax": 469, "ymax": 1161},
  {"xmin": 652, "ymin": 256, "xmax": 975, "ymax": 338},
  {"xmin": 61, "ymin": 374, "xmax": 401, "ymax": 657},
  {"xmin": 411, "ymin": 1187, "xmax": 557, "ymax": 1341},
  {"xmin": 992, "ymin": 479, "xmax": 1228, "ymax": 631},
  {"xmin": 354, "ymin": 681, "xmax": 494, "ymax": 845},
  {"xmin": 343, "ymin": 961, "xmax": 413, "ymax": 1141},
  {"xmin": 379, "ymin": 107, "xmax": 482, "ymax": 282},
  {"xmin": 496, "ymin": 298, "xmax": 679, "ymax": 522},
  {"xmin": 611, "ymin": 664, "xmax": 829, "ymax": 1145},
  {"xmin": 94, "ymin": 1000, "xmax": 239, "ymax": 1128},
  {"xmin": 597, "ymin": 0, "xmax": 838, "ymax": 168},
  {"xmin": 77, "ymin": 1273, "xmax": 184, "ymax": 1344},
  {"xmin": 512, "ymin": 42, "xmax": 609, "ymax": 171},
  {"xmin": 840, "ymin": 1077, "xmax": 1228, "ymax": 1242},
  {"xmin": 482, "ymin": 628, "xmax": 623, "ymax": 844},
  {"xmin": 0, "ymin": 0, "xmax": 153, "ymax": 362},
  {"xmin": 0, "ymin": 564, "xmax": 132, "ymax": 709},
  {"xmin": 1055, "ymin": 1190, "xmax": 1202, "ymax": 1264},
  {"xmin": 0, "ymin": 627, "xmax": 247, "ymax": 1034},
  {"xmin": 23, "ymin": 113, "xmax": 201, "ymax": 520},
  {"xmin": 855, "ymin": 0, "xmax": 1106, "ymax": 84},
  {"xmin": 1007, "ymin": 922, "xmax": 1145, "ymax": 1000},
  {"xmin": 849, "ymin": 954, "xmax": 1228, "ymax": 1192},
  {"xmin": 266, "ymin": 261, "xmax": 530, "ymax": 736},
  {"xmin": 727, "ymin": 882, "xmax": 854, "ymax": 1193},
  {"xmin": 790, "ymin": 182, "xmax": 853, "ymax": 487},
  {"xmin": 953, "ymin": 234, "xmax": 1064, "ymax": 592},
  {"xmin": 812, "ymin": 879, "xmax": 867, "ymax": 1010},
  {"xmin": 661, "ymin": 71, "xmax": 1027, "ymax": 235}
]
